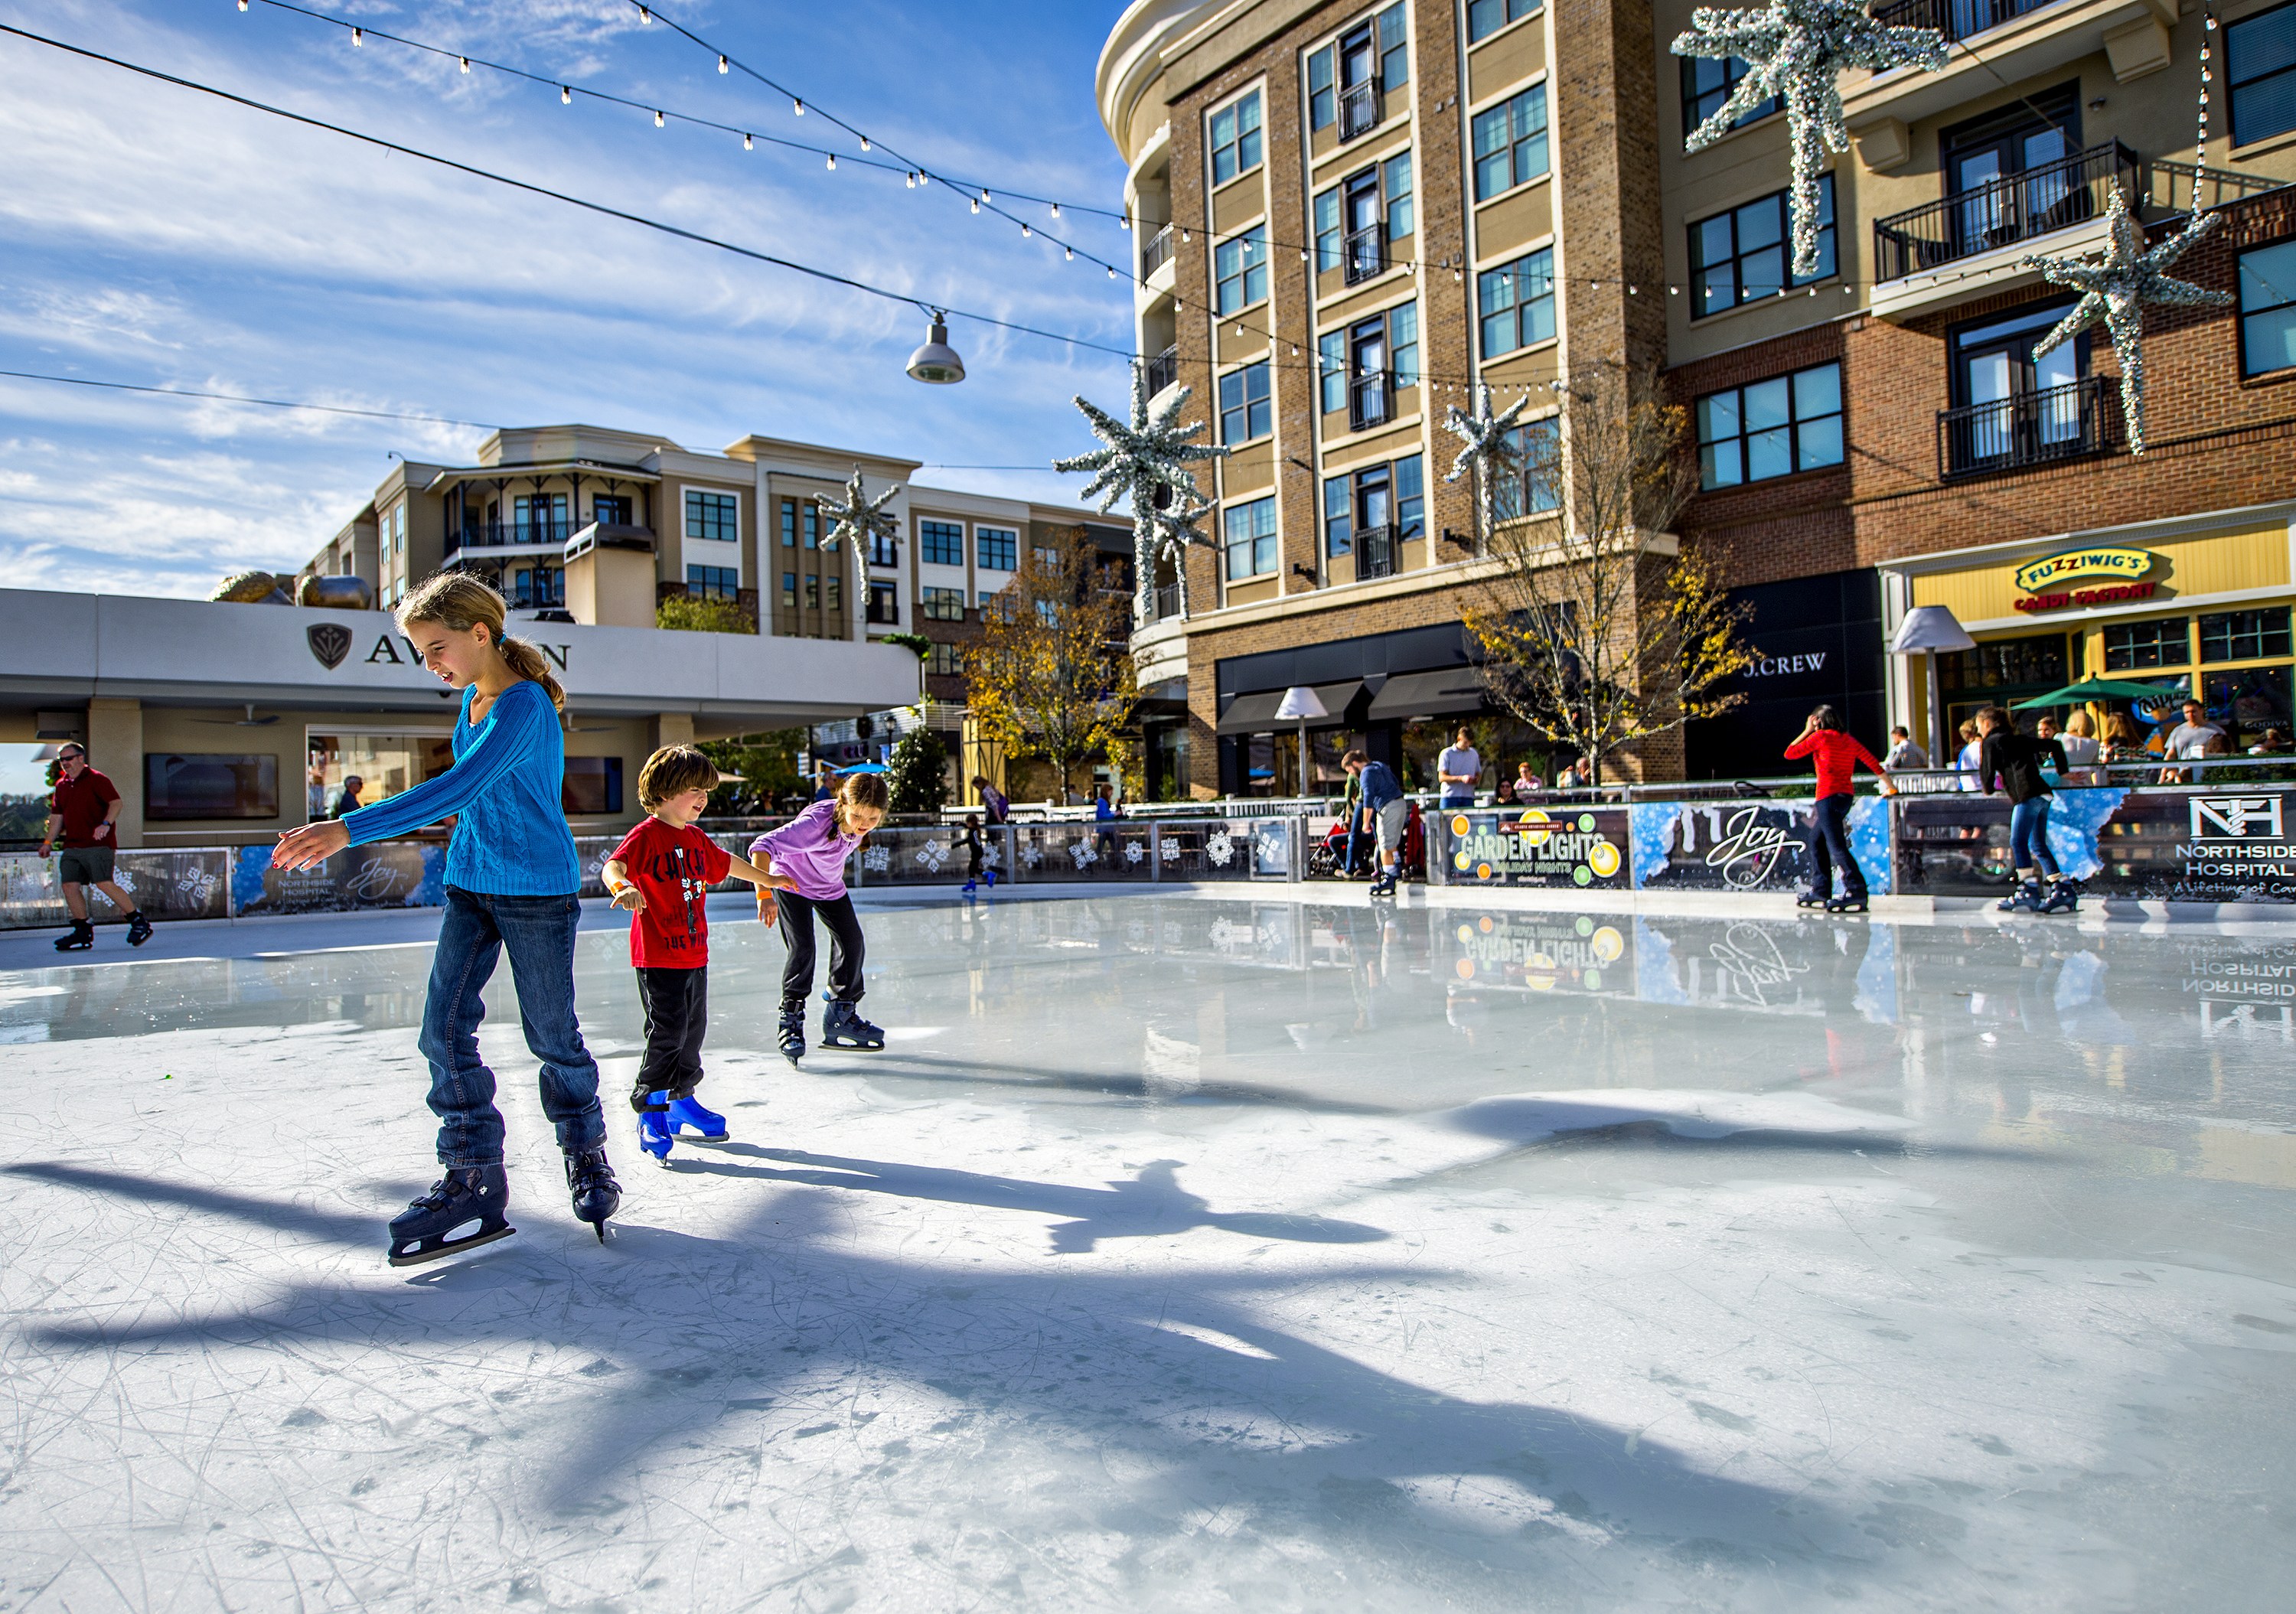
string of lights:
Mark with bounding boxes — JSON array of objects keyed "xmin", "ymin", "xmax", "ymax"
[{"xmin": 0, "ymin": 367, "xmax": 497, "ymax": 427}]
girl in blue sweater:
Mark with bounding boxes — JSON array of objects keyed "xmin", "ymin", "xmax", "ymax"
[{"xmin": 272, "ymin": 574, "xmax": 620, "ymax": 1263}]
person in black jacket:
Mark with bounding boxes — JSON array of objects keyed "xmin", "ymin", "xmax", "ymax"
[{"xmin": 1976, "ymin": 706, "xmax": 2075, "ymax": 914}]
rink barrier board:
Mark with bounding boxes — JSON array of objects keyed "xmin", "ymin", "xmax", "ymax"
[{"xmin": 10, "ymin": 792, "xmax": 2295, "ymax": 927}]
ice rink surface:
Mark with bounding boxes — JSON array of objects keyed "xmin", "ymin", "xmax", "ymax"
[{"xmin": 3, "ymin": 890, "xmax": 2294, "ymax": 1612}]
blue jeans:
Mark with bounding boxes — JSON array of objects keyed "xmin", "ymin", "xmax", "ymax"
[
  {"xmin": 417, "ymin": 886, "xmax": 605, "ymax": 1166},
  {"xmin": 2009, "ymin": 797, "xmax": 2060, "ymax": 879},
  {"xmin": 1807, "ymin": 792, "xmax": 1864, "ymax": 898}
]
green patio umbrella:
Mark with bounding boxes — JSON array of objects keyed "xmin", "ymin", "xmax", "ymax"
[{"xmin": 2010, "ymin": 677, "xmax": 2187, "ymax": 712}]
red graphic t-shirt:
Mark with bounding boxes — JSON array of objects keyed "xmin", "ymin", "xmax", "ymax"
[
  {"xmin": 51, "ymin": 767, "xmax": 121, "ymax": 847},
  {"xmin": 608, "ymin": 817, "xmax": 734, "ymax": 969}
]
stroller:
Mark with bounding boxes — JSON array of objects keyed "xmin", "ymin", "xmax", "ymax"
[{"xmin": 1306, "ymin": 802, "xmax": 1426, "ymax": 880}]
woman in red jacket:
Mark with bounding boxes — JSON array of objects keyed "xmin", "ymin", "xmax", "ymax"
[{"xmin": 1783, "ymin": 705, "xmax": 1894, "ymax": 913}]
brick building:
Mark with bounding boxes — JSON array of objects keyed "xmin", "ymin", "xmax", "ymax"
[{"xmin": 1101, "ymin": 0, "xmax": 2296, "ymax": 789}]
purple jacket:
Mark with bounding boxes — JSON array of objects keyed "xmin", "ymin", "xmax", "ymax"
[{"xmin": 748, "ymin": 800, "xmax": 863, "ymax": 901}]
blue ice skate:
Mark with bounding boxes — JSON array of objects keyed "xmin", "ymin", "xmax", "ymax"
[
  {"xmin": 637, "ymin": 1091, "xmax": 675, "ymax": 1163},
  {"xmin": 666, "ymin": 1094, "xmax": 728, "ymax": 1143}
]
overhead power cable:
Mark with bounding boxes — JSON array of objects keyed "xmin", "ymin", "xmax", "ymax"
[{"xmin": 0, "ymin": 367, "xmax": 497, "ymax": 427}]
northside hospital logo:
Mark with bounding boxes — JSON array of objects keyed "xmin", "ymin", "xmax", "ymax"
[{"xmin": 2190, "ymin": 795, "xmax": 2288, "ymax": 840}]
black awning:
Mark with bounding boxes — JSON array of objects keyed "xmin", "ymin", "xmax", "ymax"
[
  {"xmin": 1364, "ymin": 667, "xmax": 1491, "ymax": 720},
  {"xmin": 1214, "ymin": 689, "xmax": 1287, "ymax": 735}
]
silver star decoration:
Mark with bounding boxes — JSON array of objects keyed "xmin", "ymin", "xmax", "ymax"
[
  {"xmin": 1672, "ymin": 0, "xmax": 1946, "ymax": 279},
  {"xmin": 1443, "ymin": 383, "xmax": 1531, "ymax": 548},
  {"xmin": 818, "ymin": 463, "xmax": 900, "ymax": 642},
  {"xmin": 2024, "ymin": 187, "xmax": 2229, "ymax": 456},
  {"xmin": 1054, "ymin": 357, "xmax": 1228, "ymax": 624}
]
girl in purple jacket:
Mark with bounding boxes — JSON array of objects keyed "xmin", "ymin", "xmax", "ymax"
[{"xmin": 750, "ymin": 771, "xmax": 890, "ymax": 1063}]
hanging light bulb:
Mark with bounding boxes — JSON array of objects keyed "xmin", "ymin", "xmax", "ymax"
[
  {"xmin": 860, "ymin": 136, "xmax": 871, "ymax": 152},
  {"xmin": 352, "ymin": 26, "xmax": 363, "ymax": 44},
  {"xmin": 1051, "ymin": 202, "xmax": 1061, "ymax": 219},
  {"xmin": 1022, "ymin": 222, "xmax": 1032, "ymax": 238},
  {"xmin": 827, "ymin": 152, "xmax": 836, "ymax": 170},
  {"xmin": 744, "ymin": 132, "xmax": 753, "ymax": 150},
  {"xmin": 654, "ymin": 109, "xmax": 665, "ymax": 127},
  {"xmin": 1107, "ymin": 265, "xmax": 1117, "ymax": 279},
  {"xmin": 970, "ymin": 197, "xmax": 980, "ymax": 214},
  {"xmin": 1181, "ymin": 228, "xmax": 1190, "ymax": 243},
  {"xmin": 1065, "ymin": 246, "xmax": 1074, "ymax": 261},
  {"xmin": 639, "ymin": 5, "xmax": 651, "ymax": 20},
  {"xmin": 980, "ymin": 188, "xmax": 992, "ymax": 204},
  {"xmin": 458, "ymin": 56, "xmax": 470, "ymax": 73},
  {"xmin": 794, "ymin": 98, "xmax": 804, "ymax": 116},
  {"xmin": 918, "ymin": 171, "xmax": 930, "ymax": 187},
  {"xmin": 562, "ymin": 84, "xmax": 572, "ymax": 104},
  {"xmin": 718, "ymin": 54, "xmax": 729, "ymax": 73},
  {"xmin": 1120, "ymin": 214, "xmax": 1131, "ymax": 230},
  {"xmin": 237, "ymin": 0, "xmax": 248, "ymax": 11},
  {"xmin": 905, "ymin": 171, "xmax": 916, "ymax": 188},
  {"xmin": 907, "ymin": 311, "xmax": 966, "ymax": 384}
]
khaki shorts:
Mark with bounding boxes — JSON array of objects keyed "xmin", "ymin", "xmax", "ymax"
[
  {"xmin": 57, "ymin": 845, "xmax": 115, "ymax": 885},
  {"xmin": 1375, "ymin": 799, "xmax": 1408, "ymax": 852}
]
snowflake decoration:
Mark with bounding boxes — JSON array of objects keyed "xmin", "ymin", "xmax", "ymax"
[
  {"xmin": 1020, "ymin": 841, "xmax": 1043, "ymax": 869},
  {"xmin": 1207, "ymin": 832, "xmax": 1235, "ymax": 868},
  {"xmin": 913, "ymin": 840, "xmax": 950, "ymax": 873},
  {"xmin": 1672, "ymin": 0, "xmax": 1946, "ymax": 279},
  {"xmin": 861, "ymin": 845, "xmax": 892, "ymax": 872},
  {"xmin": 1208, "ymin": 918, "xmax": 1238, "ymax": 947},
  {"xmin": 817, "ymin": 464, "xmax": 901, "ymax": 641},
  {"xmin": 1443, "ymin": 383, "xmax": 1532, "ymax": 546},
  {"xmin": 1053, "ymin": 357, "xmax": 1229, "ymax": 626},
  {"xmin": 1069, "ymin": 841, "xmax": 1099, "ymax": 870},
  {"xmin": 1124, "ymin": 841, "xmax": 1146, "ymax": 866},
  {"xmin": 1159, "ymin": 840, "xmax": 1182, "ymax": 864},
  {"xmin": 2022, "ymin": 185, "xmax": 2231, "ymax": 455},
  {"xmin": 983, "ymin": 840, "xmax": 1003, "ymax": 868}
]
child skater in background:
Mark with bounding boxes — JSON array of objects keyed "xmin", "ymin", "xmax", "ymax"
[
  {"xmin": 271, "ymin": 574, "xmax": 621, "ymax": 1263},
  {"xmin": 602, "ymin": 746, "xmax": 791, "ymax": 1164},
  {"xmin": 750, "ymin": 771, "xmax": 891, "ymax": 1065}
]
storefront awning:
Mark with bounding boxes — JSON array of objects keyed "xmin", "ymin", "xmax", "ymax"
[
  {"xmin": 1215, "ymin": 679, "xmax": 1364, "ymax": 734},
  {"xmin": 1365, "ymin": 667, "xmax": 1491, "ymax": 721}
]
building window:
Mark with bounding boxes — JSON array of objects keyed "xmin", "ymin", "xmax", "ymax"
[
  {"xmin": 780, "ymin": 498, "xmax": 797, "ymax": 547},
  {"xmin": 2102, "ymin": 617, "xmax": 2190, "ymax": 672},
  {"xmin": 804, "ymin": 505, "xmax": 820, "ymax": 549},
  {"xmin": 686, "ymin": 491, "xmax": 737, "ymax": 543},
  {"xmin": 1308, "ymin": 44, "xmax": 1335, "ymax": 130},
  {"xmin": 1469, "ymin": 0, "xmax": 1540, "ymax": 44},
  {"xmin": 921, "ymin": 520, "xmax": 965, "ymax": 566},
  {"xmin": 512, "ymin": 566, "xmax": 563, "ymax": 608},
  {"xmin": 1384, "ymin": 151, "xmax": 1414, "ymax": 240},
  {"xmin": 687, "ymin": 565, "xmax": 739, "ymax": 599},
  {"xmin": 1215, "ymin": 225, "xmax": 1269, "ymax": 313},
  {"xmin": 1219, "ymin": 361, "xmax": 1272, "ymax": 442},
  {"xmin": 927, "ymin": 642, "xmax": 964, "ymax": 677},
  {"xmin": 1210, "ymin": 90, "xmax": 1263, "ymax": 185},
  {"xmin": 1223, "ymin": 495, "xmax": 1278, "ymax": 580},
  {"xmin": 1479, "ymin": 249, "xmax": 1556, "ymax": 357},
  {"xmin": 1680, "ymin": 54, "xmax": 1781, "ymax": 142},
  {"xmin": 826, "ymin": 575, "xmax": 841, "ymax": 611},
  {"xmin": 1472, "ymin": 86, "xmax": 1549, "ymax": 201},
  {"xmin": 1313, "ymin": 187, "xmax": 1342, "ymax": 271},
  {"xmin": 1945, "ymin": 298, "xmax": 2088, "ymax": 473},
  {"xmin": 1377, "ymin": 3, "xmax": 1408, "ymax": 90},
  {"xmin": 1938, "ymin": 632, "xmax": 2067, "ymax": 694},
  {"xmin": 1394, "ymin": 453, "xmax": 1424, "ymax": 541},
  {"xmin": 2239, "ymin": 240, "xmax": 2296, "ymax": 377},
  {"xmin": 514, "ymin": 493, "xmax": 568, "ymax": 541},
  {"xmin": 804, "ymin": 575, "xmax": 820, "ymax": 611},
  {"xmin": 1349, "ymin": 314, "xmax": 1391, "ymax": 427},
  {"xmin": 866, "ymin": 582, "xmax": 899, "ymax": 624},
  {"xmin": 2201, "ymin": 607, "xmax": 2294, "ymax": 664},
  {"xmin": 1324, "ymin": 474, "xmax": 1352, "ymax": 556},
  {"xmin": 1342, "ymin": 166, "xmax": 1384, "ymax": 281},
  {"xmin": 1692, "ymin": 178, "xmax": 1835, "ymax": 315},
  {"xmin": 2231, "ymin": 2, "xmax": 2296, "ymax": 147},
  {"xmin": 976, "ymin": 527, "xmax": 1017, "ymax": 569},
  {"xmin": 1696, "ymin": 362, "xmax": 1844, "ymax": 489},
  {"xmin": 869, "ymin": 533, "xmax": 898, "ymax": 568},
  {"xmin": 1390, "ymin": 299, "xmax": 1419, "ymax": 386},
  {"xmin": 1492, "ymin": 419, "xmax": 1561, "ymax": 518},
  {"xmin": 923, "ymin": 585, "xmax": 967, "ymax": 621},
  {"xmin": 593, "ymin": 494, "xmax": 632, "ymax": 527},
  {"xmin": 1319, "ymin": 330, "xmax": 1346, "ymax": 414},
  {"xmin": 781, "ymin": 572, "xmax": 797, "ymax": 610}
]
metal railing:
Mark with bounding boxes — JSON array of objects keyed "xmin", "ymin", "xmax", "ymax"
[
  {"xmin": 1140, "ymin": 223, "xmax": 1176, "ymax": 280},
  {"xmin": 1354, "ymin": 524, "xmax": 1396, "ymax": 582},
  {"xmin": 1150, "ymin": 582, "xmax": 1183, "ymax": 621},
  {"xmin": 1937, "ymin": 374, "xmax": 2119, "ymax": 479},
  {"xmin": 1339, "ymin": 80, "xmax": 1381, "ymax": 141},
  {"xmin": 1342, "ymin": 223, "xmax": 1386, "ymax": 285},
  {"xmin": 452, "ymin": 517, "xmax": 584, "ymax": 550},
  {"xmin": 1869, "ymin": 0, "xmax": 2062, "ymax": 44},
  {"xmin": 1873, "ymin": 142, "xmax": 2137, "ymax": 281},
  {"xmin": 1349, "ymin": 369, "xmax": 1392, "ymax": 431},
  {"xmin": 2140, "ymin": 158, "xmax": 2291, "ymax": 215},
  {"xmin": 1145, "ymin": 345, "xmax": 1179, "ymax": 397}
]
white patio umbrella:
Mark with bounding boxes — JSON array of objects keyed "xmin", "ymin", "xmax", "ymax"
[{"xmin": 1272, "ymin": 684, "xmax": 1329, "ymax": 798}]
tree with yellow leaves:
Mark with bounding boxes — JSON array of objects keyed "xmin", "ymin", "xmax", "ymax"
[{"xmin": 964, "ymin": 528, "xmax": 1138, "ymax": 804}]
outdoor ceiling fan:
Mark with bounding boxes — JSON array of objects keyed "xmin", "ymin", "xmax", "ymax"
[{"xmin": 194, "ymin": 703, "xmax": 282, "ymax": 727}]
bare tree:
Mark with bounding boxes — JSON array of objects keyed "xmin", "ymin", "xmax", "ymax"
[
  {"xmin": 1463, "ymin": 362, "xmax": 1757, "ymax": 786},
  {"xmin": 964, "ymin": 529, "xmax": 1139, "ymax": 804}
]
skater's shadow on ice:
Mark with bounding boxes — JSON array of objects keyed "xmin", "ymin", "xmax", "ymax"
[
  {"xmin": 690, "ymin": 1147, "xmax": 1389, "ymax": 1254},
  {"xmin": 2, "ymin": 1161, "xmax": 380, "ymax": 1244},
  {"xmin": 817, "ymin": 1050, "xmax": 1398, "ymax": 1116}
]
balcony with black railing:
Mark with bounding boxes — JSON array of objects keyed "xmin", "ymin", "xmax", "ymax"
[
  {"xmin": 451, "ymin": 516, "xmax": 583, "ymax": 552},
  {"xmin": 1349, "ymin": 369, "xmax": 1393, "ymax": 432},
  {"xmin": 1937, "ymin": 374, "xmax": 2120, "ymax": 480},
  {"xmin": 1145, "ymin": 345, "xmax": 1179, "ymax": 398},
  {"xmin": 1339, "ymin": 80, "xmax": 1381, "ymax": 142},
  {"xmin": 1353, "ymin": 526, "xmax": 1396, "ymax": 583},
  {"xmin": 1869, "ymin": 0, "xmax": 2060, "ymax": 42},
  {"xmin": 1874, "ymin": 142, "xmax": 2138, "ymax": 282},
  {"xmin": 1342, "ymin": 223, "xmax": 1386, "ymax": 285},
  {"xmin": 1139, "ymin": 223, "xmax": 1176, "ymax": 282},
  {"xmin": 1150, "ymin": 582, "xmax": 1183, "ymax": 621}
]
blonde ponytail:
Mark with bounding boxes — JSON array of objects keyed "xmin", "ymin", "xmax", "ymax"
[{"xmin": 395, "ymin": 572, "xmax": 568, "ymax": 712}]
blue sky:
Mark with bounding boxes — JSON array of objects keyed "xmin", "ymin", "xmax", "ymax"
[{"xmin": 0, "ymin": 0, "xmax": 1140, "ymax": 604}]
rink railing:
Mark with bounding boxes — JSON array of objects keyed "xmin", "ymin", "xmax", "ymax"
[{"xmin": 9, "ymin": 775, "xmax": 2296, "ymax": 928}]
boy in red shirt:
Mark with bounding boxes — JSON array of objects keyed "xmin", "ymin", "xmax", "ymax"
[{"xmin": 602, "ymin": 747, "xmax": 788, "ymax": 1162}]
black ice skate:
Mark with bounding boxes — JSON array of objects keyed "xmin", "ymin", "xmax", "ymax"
[
  {"xmin": 820, "ymin": 999, "xmax": 885, "ymax": 1050},
  {"xmin": 1796, "ymin": 891, "xmax": 1829, "ymax": 908},
  {"xmin": 1825, "ymin": 893, "xmax": 1869, "ymax": 915},
  {"xmin": 386, "ymin": 1165, "xmax": 514, "ymax": 1267},
  {"xmin": 1368, "ymin": 871, "xmax": 1399, "ymax": 899},
  {"xmin": 126, "ymin": 911, "xmax": 152, "ymax": 947},
  {"xmin": 54, "ymin": 921, "xmax": 93, "ymax": 952},
  {"xmin": 778, "ymin": 1006, "xmax": 807, "ymax": 1066},
  {"xmin": 2039, "ymin": 878, "xmax": 2080, "ymax": 915},
  {"xmin": 564, "ymin": 1146, "xmax": 621, "ymax": 1242}
]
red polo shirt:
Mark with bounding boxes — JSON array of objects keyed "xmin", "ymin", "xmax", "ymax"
[{"xmin": 51, "ymin": 767, "xmax": 120, "ymax": 847}]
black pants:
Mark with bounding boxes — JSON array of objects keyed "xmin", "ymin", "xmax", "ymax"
[
  {"xmin": 1807, "ymin": 792, "xmax": 1865, "ymax": 899},
  {"xmin": 633, "ymin": 965, "xmax": 708, "ymax": 1107},
  {"xmin": 778, "ymin": 891, "xmax": 865, "ymax": 1010}
]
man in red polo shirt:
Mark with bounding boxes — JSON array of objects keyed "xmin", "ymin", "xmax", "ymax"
[{"xmin": 41, "ymin": 741, "xmax": 150, "ymax": 951}]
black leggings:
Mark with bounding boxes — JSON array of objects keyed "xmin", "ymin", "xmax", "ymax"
[{"xmin": 778, "ymin": 891, "xmax": 865, "ymax": 1009}]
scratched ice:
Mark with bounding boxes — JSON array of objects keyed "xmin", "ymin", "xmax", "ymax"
[{"xmin": 3, "ymin": 894, "xmax": 2294, "ymax": 1611}]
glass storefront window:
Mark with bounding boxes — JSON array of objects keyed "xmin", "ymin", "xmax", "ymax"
[
  {"xmin": 2200, "ymin": 664, "xmax": 2294, "ymax": 750},
  {"xmin": 1937, "ymin": 632, "xmax": 2066, "ymax": 693},
  {"xmin": 306, "ymin": 733, "xmax": 455, "ymax": 824},
  {"xmin": 2102, "ymin": 616, "xmax": 2190, "ymax": 672},
  {"xmin": 2198, "ymin": 607, "xmax": 2294, "ymax": 664}
]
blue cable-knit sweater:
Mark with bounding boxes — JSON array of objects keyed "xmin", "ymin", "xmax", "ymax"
[{"xmin": 338, "ymin": 680, "xmax": 580, "ymax": 895}]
